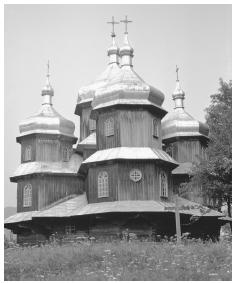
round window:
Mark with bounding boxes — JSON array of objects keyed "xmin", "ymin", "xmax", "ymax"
[{"xmin": 129, "ymin": 169, "xmax": 142, "ymax": 182}]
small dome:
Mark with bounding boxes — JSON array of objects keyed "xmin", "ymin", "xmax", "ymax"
[
  {"xmin": 162, "ymin": 108, "xmax": 209, "ymax": 142},
  {"xmin": 19, "ymin": 65, "xmax": 76, "ymax": 139},
  {"xmin": 19, "ymin": 104, "xmax": 76, "ymax": 138},
  {"xmin": 162, "ymin": 76, "xmax": 209, "ymax": 142}
]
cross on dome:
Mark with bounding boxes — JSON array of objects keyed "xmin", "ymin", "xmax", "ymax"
[
  {"xmin": 176, "ymin": 65, "xmax": 179, "ymax": 81},
  {"xmin": 120, "ymin": 15, "xmax": 132, "ymax": 34},
  {"xmin": 107, "ymin": 16, "xmax": 119, "ymax": 37}
]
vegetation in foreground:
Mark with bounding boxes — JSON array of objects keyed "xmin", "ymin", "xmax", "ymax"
[{"xmin": 4, "ymin": 239, "xmax": 231, "ymax": 281}]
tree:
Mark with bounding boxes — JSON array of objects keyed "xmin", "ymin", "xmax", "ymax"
[{"xmin": 185, "ymin": 79, "xmax": 232, "ymax": 217}]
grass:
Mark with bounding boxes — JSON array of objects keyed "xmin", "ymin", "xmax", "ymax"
[{"xmin": 4, "ymin": 239, "xmax": 231, "ymax": 281}]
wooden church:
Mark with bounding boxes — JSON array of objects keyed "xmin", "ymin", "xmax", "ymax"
[{"xmin": 5, "ymin": 17, "xmax": 228, "ymax": 244}]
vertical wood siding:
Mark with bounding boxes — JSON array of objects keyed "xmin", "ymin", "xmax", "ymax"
[
  {"xmin": 35, "ymin": 137, "xmax": 73, "ymax": 162},
  {"xmin": 97, "ymin": 109, "xmax": 162, "ymax": 150},
  {"xmin": 87, "ymin": 163, "xmax": 118, "ymax": 203},
  {"xmin": 87, "ymin": 161, "xmax": 173, "ymax": 203},
  {"xmin": 117, "ymin": 161, "xmax": 173, "ymax": 201},
  {"xmin": 17, "ymin": 176, "xmax": 84, "ymax": 212},
  {"xmin": 80, "ymin": 107, "xmax": 93, "ymax": 141},
  {"xmin": 169, "ymin": 139, "xmax": 203, "ymax": 163}
]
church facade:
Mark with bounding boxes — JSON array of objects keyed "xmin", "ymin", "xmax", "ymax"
[{"xmin": 5, "ymin": 18, "xmax": 227, "ymax": 244}]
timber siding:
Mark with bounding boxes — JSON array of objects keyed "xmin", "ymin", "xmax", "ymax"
[
  {"xmin": 87, "ymin": 163, "xmax": 118, "ymax": 203},
  {"xmin": 87, "ymin": 160, "xmax": 173, "ymax": 203},
  {"xmin": 97, "ymin": 109, "xmax": 162, "ymax": 150},
  {"xmin": 168, "ymin": 139, "xmax": 205, "ymax": 163},
  {"xmin": 117, "ymin": 161, "xmax": 173, "ymax": 201},
  {"xmin": 35, "ymin": 137, "xmax": 73, "ymax": 162},
  {"xmin": 80, "ymin": 107, "xmax": 93, "ymax": 141},
  {"xmin": 17, "ymin": 176, "xmax": 84, "ymax": 212}
]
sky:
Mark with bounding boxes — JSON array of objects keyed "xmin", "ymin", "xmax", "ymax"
[{"xmin": 4, "ymin": 4, "xmax": 232, "ymax": 207}]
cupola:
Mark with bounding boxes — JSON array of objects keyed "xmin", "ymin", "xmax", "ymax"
[
  {"xmin": 91, "ymin": 16, "xmax": 166, "ymax": 118},
  {"xmin": 162, "ymin": 66, "xmax": 209, "ymax": 142},
  {"xmin": 18, "ymin": 62, "xmax": 76, "ymax": 141}
]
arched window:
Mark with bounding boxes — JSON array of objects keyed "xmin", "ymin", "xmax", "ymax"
[
  {"xmin": 160, "ymin": 171, "xmax": 168, "ymax": 198},
  {"xmin": 23, "ymin": 184, "xmax": 32, "ymax": 207},
  {"xmin": 105, "ymin": 118, "xmax": 114, "ymax": 137},
  {"xmin": 62, "ymin": 147, "xmax": 70, "ymax": 162},
  {"xmin": 24, "ymin": 145, "xmax": 32, "ymax": 161},
  {"xmin": 152, "ymin": 119, "xmax": 159, "ymax": 138},
  {"xmin": 98, "ymin": 171, "xmax": 109, "ymax": 198}
]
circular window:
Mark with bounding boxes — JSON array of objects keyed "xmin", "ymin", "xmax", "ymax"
[{"xmin": 129, "ymin": 169, "xmax": 142, "ymax": 182}]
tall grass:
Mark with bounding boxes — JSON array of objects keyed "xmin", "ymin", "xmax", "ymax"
[{"xmin": 4, "ymin": 240, "xmax": 231, "ymax": 281}]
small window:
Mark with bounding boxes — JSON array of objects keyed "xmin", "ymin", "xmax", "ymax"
[
  {"xmin": 152, "ymin": 119, "xmax": 159, "ymax": 138},
  {"xmin": 89, "ymin": 119, "xmax": 96, "ymax": 132},
  {"xmin": 98, "ymin": 171, "xmax": 109, "ymax": 198},
  {"xmin": 130, "ymin": 169, "xmax": 142, "ymax": 182},
  {"xmin": 23, "ymin": 184, "xmax": 32, "ymax": 207},
  {"xmin": 24, "ymin": 145, "xmax": 32, "ymax": 161},
  {"xmin": 65, "ymin": 225, "xmax": 76, "ymax": 234},
  {"xmin": 62, "ymin": 147, "xmax": 70, "ymax": 161},
  {"xmin": 160, "ymin": 171, "xmax": 168, "ymax": 198},
  {"xmin": 105, "ymin": 118, "xmax": 114, "ymax": 137}
]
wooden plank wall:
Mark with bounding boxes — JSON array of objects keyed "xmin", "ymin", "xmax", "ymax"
[
  {"xmin": 97, "ymin": 109, "xmax": 162, "ymax": 150},
  {"xmin": 17, "ymin": 175, "xmax": 84, "ymax": 212},
  {"xmin": 117, "ymin": 161, "xmax": 173, "ymax": 201},
  {"xmin": 87, "ymin": 163, "xmax": 118, "ymax": 203},
  {"xmin": 96, "ymin": 109, "xmax": 120, "ymax": 150},
  {"xmin": 80, "ymin": 107, "xmax": 92, "ymax": 141},
  {"xmin": 35, "ymin": 137, "xmax": 73, "ymax": 162},
  {"xmin": 169, "ymin": 140, "xmax": 202, "ymax": 163},
  {"xmin": 87, "ymin": 161, "xmax": 173, "ymax": 203}
]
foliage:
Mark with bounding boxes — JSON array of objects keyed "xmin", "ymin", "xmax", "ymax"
[
  {"xmin": 4, "ymin": 240, "xmax": 231, "ymax": 281},
  {"xmin": 185, "ymin": 79, "xmax": 232, "ymax": 214}
]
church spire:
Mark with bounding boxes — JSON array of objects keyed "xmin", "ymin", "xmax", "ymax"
[
  {"xmin": 41, "ymin": 60, "xmax": 54, "ymax": 105},
  {"xmin": 119, "ymin": 16, "xmax": 134, "ymax": 67},
  {"xmin": 172, "ymin": 65, "xmax": 185, "ymax": 109},
  {"xmin": 107, "ymin": 16, "xmax": 119, "ymax": 65}
]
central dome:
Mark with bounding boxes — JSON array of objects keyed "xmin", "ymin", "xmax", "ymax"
[{"xmin": 92, "ymin": 33, "xmax": 166, "ymax": 117}]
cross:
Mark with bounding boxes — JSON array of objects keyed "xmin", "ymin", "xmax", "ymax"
[
  {"xmin": 120, "ymin": 15, "xmax": 132, "ymax": 34},
  {"xmin": 176, "ymin": 65, "xmax": 179, "ymax": 81},
  {"xmin": 47, "ymin": 60, "xmax": 50, "ymax": 78},
  {"xmin": 107, "ymin": 16, "xmax": 119, "ymax": 37}
]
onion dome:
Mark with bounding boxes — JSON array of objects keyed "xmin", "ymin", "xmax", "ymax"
[
  {"xmin": 75, "ymin": 18, "xmax": 120, "ymax": 116},
  {"xmin": 18, "ymin": 62, "xmax": 76, "ymax": 140},
  {"xmin": 92, "ymin": 27, "xmax": 166, "ymax": 118},
  {"xmin": 162, "ymin": 67, "xmax": 209, "ymax": 142}
]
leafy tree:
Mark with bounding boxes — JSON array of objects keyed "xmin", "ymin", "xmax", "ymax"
[{"xmin": 184, "ymin": 79, "xmax": 232, "ymax": 217}]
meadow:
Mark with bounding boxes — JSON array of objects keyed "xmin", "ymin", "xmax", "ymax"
[{"xmin": 4, "ymin": 239, "xmax": 231, "ymax": 281}]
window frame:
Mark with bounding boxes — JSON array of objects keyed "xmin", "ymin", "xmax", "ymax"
[
  {"xmin": 24, "ymin": 145, "xmax": 32, "ymax": 161},
  {"xmin": 129, "ymin": 169, "xmax": 142, "ymax": 182},
  {"xmin": 23, "ymin": 184, "xmax": 32, "ymax": 207},
  {"xmin": 65, "ymin": 225, "xmax": 76, "ymax": 234},
  {"xmin": 160, "ymin": 171, "xmax": 168, "ymax": 198},
  {"xmin": 98, "ymin": 171, "xmax": 109, "ymax": 198},
  {"xmin": 62, "ymin": 146, "xmax": 70, "ymax": 162},
  {"xmin": 104, "ymin": 117, "xmax": 114, "ymax": 137},
  {"xmin": 152, "ymin": 118, "xmax": 159, "ymax": 138}
]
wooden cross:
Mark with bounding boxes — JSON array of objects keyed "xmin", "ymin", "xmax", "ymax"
[
  {"xmin": 47, "ymin": 60, "xmax": 50, "ymax": 78},
  {"xmin": 107, "ymin": 16, "xmax": 119, "ymax": 37},
  {"xmin": 120, "ymin": 15, "xmax": 132, "ymax": 34},
  {"xmin": 176, "ymin": 65, "xmax": 179, "ymax": 81}
]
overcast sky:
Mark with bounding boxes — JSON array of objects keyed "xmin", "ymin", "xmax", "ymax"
[{"xmin": 4, "ymin": 4, "xmax": 232, "ymax": 207}]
